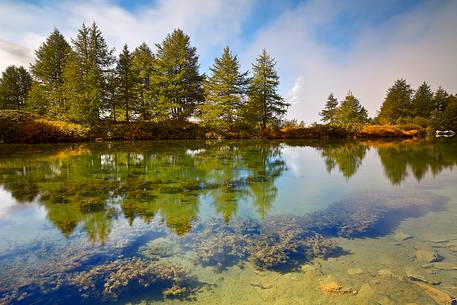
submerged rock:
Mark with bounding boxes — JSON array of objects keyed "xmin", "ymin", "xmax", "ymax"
[
  {"xmin": 415, "ymin": 249, "xmax": 444, "ymax": 264},
  {"xmin": 413, "ymin": 282, "xmax": 456, "ymax": 305},
  {"xmin": 319, "ymin": 280, "xmax": 356, "ymax": 295},
  {"xmin": 393, "ymin": 231, "xmax": 413, "ymax": 241},
  {"xmin": 405, "ymin": 269, "xmax": 441, "ymax": 285},
  {"xmin": 422, "ymin": 262, "xmax": 457, "ymax": 271}
]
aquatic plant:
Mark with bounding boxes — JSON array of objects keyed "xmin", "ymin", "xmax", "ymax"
[
  {"xmin": 184, "ymin": 216, "xmax": 339, "ymax": 270},
  {"xmin": 70, "ymin": 258, "xmax": 191, "ymax": 299}
]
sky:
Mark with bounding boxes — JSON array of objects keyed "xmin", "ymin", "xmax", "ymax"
[{"xmin": 0, "ymin": 0, "xmax": 456, "ymax": 123}]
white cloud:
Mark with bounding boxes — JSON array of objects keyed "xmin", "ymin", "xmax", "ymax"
[
  {"xmin": 0, "ymin": 0, "xmax": 456, "ymax": 124},
  {"xmin": 246, "ymin": 0, "xmax": 457, "ymax": 123},
  {"xmin": 0, "ymin": 39, "xmax": 34, "ymax": 71},
  {"xmin": 0, "ymin": 0, "xmax": 254, "ymax": 71}
]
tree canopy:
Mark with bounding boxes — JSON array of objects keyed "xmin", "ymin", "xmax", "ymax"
[
  {"xmin": 378, "ymin": 79, "xmax": 414, "ymax": 123},
  {"xmin": 199, "ymin": 46, "xmax": 249, "ymax": 130},
  {"xmin": 153, "ymin": 29, "xmax": 204, "ymax": 121},
  {"xmin": 245, "ymin": 49, "xmax": 289, "ymax": 130},
  {"xmin": 0, "ymin": 66, "xmax": 32, "ymax": 110}
]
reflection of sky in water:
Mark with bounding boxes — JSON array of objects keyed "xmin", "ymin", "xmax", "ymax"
[
  {"xmin": 0, "ymin": 187, "xmax": 60, "ymax": 256},
  {"xmin": 0, "ymin": 140, "xmax": 456, "ymax": 255}
]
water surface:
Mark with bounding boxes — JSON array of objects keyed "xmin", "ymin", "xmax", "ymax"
[{"xmin": 1, "ymin": 139, "xmax": 457, "ymax": 304}]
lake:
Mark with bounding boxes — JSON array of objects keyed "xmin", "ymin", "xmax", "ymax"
[{"xmin": 1, "ymin": 139, "xmax": 457, "ymax": 304}]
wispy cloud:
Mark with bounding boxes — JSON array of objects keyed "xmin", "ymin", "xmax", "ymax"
[
  {"xmin": 0, "ymin": 0, "xmax": 456, "ymax": 123},
  {"xmin": 0, "ymin": 0, "xmax": 254, "ymax": 71},
  {"xmin": 246, "ymin": 0, "xmax": 457, "ymax": 123}
]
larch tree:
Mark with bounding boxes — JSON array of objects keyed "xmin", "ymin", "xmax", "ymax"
[
  {"xmin": 29, "ymin": 28, "xmax": 71, "ymax": 117},
  {"xmin": 64, "ymin": 22, "xmax": 115, "ymax": 124},
  {"xmin": 0, "ymin": 66, "xmax": 32, "ymax": 110},
  {"xmin": 319, "ymin": 93, "xmax": 338, "ymax": 124},
  {"xmin": 199, "ymin": 46, "xmax": 249, "ymax": 130},
  {"xmin": 132, "ymin": 43, "xmax": 155, "ymax": 120},
  {"xmin": 245, "ymin": 49, "xmax": 289, "ymax": 130},
  {"xmin": 115, "ymin": 45, "xmax": 136, "ymax": 122},
  {"xmin": 152, "ymin": 29, "xmax": 204, "ymax": 121},
  {"xmin": 378, "ymin": 79, "xmax": 414, "ymax": 123}
]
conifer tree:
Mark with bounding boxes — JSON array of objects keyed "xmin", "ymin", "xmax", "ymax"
[
  {"xmin": 30, "ymin": 28, "xmax": 71, "ymax": 85},
  {"xmin": 378, "ymin": 79, "xmax": 414, "ymax": 123},
  {"xmin": 319, "ymin": 93, "xmax": 338, "ymax": 124},
  {"xmin": 63, "ymin": 22, "xmax": 115, "ymax": 124},
  {"xmin": 115, "ymin": 45, "xmax": 136, "ymax": 122},
  {"xmin": 334, "ymin": 92, "xmax": 368, "ymax": 125},
  {"xmin": 0, "ymin": 66, "xmax": 32, "ymax": 110},
  {"xmin": 412, "ymin": 82, "xmax": 433, "ymax": 117},
  {"xmin": 433, "ymin": 87, "xmax": 449, "ymax": 113},
  {"xmin": 152, "ymin": 29, "xmax": 204, "ymax": 120},
  {"xmin": 199, "ymin": 46, "xmax": 249, "ymax": 130},
  {"xmin": 245, "ymin": 49, "xmax": 288, "ymax": 130},
  {"xmin": 132, "ymin": 43, "xmax": 155, "ymax": 120},
  {"xmin": 29, "ymin": 28, "xmax": 71, "ymax": 116}
]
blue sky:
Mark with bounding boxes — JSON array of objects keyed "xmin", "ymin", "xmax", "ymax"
[{"xmin": 0, "ymin": 0, "xmax": 456, "ymax": 123}]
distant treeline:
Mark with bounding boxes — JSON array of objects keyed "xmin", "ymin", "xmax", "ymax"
[
  {"xmin": 0, "ymin": 22, "xmax": 288, "ymax": 132},
  {"xmin": 319, "ymin": 81, "xmax": 457, "ymax": 130}
]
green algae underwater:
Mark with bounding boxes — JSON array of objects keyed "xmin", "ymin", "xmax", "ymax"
[{"xmin": 1, "ymin": 139, "xmax": 457, "ymax": 305}]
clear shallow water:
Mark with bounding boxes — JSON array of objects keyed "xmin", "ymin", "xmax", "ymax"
[{"xmin": 1, "ymin": 139, "xmax": 457, "ymax": 304}]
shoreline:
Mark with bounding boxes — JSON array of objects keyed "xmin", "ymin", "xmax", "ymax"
[{"xmin": 1, "ymin": 110, "xmax": 427, "ymax": 144}]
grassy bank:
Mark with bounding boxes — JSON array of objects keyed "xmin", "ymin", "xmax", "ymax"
[{"xmin": 0, "ymin": 110, "xmax": 426, "ymax": 143}]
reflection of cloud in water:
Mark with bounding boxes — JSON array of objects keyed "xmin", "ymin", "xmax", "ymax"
[
  {"xmin": 0, "ymin": 186, "xmax": 26, "ymax": 219},
  {"xmin": 185, "ymin": 148, "xmax": 206, "ymax": 156},
  {"xmin": 281, "ymin": 146, "xmax": 317, "ymax": 177}
]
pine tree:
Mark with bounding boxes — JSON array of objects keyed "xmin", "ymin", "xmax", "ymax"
[
  {"xmin": 199, "ymin": 46, "xmax": 249, "ymax": 130},
  {"xmin": 245, "ymin": 49, "xmax": 289, "ymax": 130},
  {"xmin": 334, "ymin": 92, "xmax": 368, "ymax": 125},
  {"xmin": 115, "ymin": 45, "xmax": 136, "ymax": 122},
  {"xmin": 132, "ymin": 43, "xmax": 155, "ymax": 120},
  {"xmin": 412, "ymin": 82, "xmax": 433, "ymax": 117},
  {"xmin": 319, "ymin": 93, "xmax": 338, "ymax": 124},
  {"xmin": 152, "ymin": 29, "xmax": 204, "ymax": 120},
  {"xmin": 29, "ymin": 28, "xmax": 71, "ymax": 116},
  {"xmin": 378, "ymin": 79, "xmax": 414, "ymax": 123},
  {"xmin": 0, "ymin": 66, "xmax": 32, "ymax": 110}
]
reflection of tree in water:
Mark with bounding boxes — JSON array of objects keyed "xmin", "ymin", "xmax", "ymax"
[
  {"xmin": 0, "ymin": 141, "xmax": 287, "ymax": 240},
  {"xmin": 377, "ymin": 140, "xmax": 457, "ymax": 185},
  {"xmin": 241, "ymin": 143, "xmax": 286, "ymax": 218},
  {"xmin": 2, "ymin": 140, "xmax": 456, "ymax": 241},
  {"xmin": 317, "ymin": 141, "xmax": 367, "ymax": 178}
]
